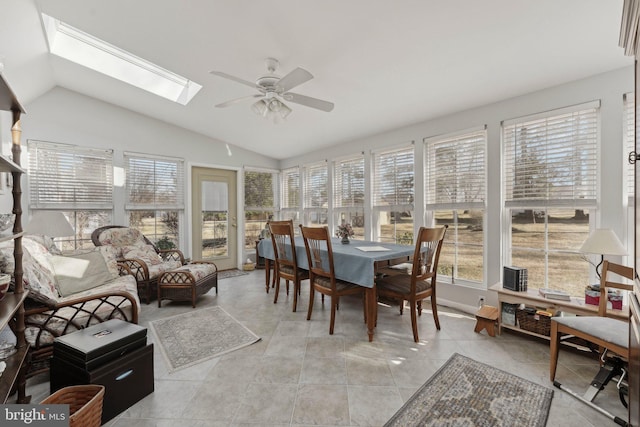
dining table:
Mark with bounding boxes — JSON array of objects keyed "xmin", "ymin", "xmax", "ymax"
[{"xmin": 257, "ymin": 236, "xmax": 415, "ymax": 341}]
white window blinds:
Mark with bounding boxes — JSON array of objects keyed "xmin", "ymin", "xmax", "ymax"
[
  {"xmin": 334, "ymin": 155, "xmax": 364, "ymax": 209},
  {"xmin": 281, "ymin": 167, "xmax": 300, "ymax": 209},
  {"xmin": 124, "ymin": 152, "xmax": 185, "ymax": 210},
  {"xmin": 303, "ymin": 162, "xmax": 328, "ymax": 209},
  {"xmin": 503, "ymin": 102, "xmax": 599, "ymax": 208},
  {"xmin": 624, "ymin": 93, "xmax": 635, "ymax": 198},
  {"xmin": 425, "ymin": 129, "xmax": 486, "ymax": 210},
  {"xmin": 28, "ymin": 140, "xmax": 113, "ymax": 209},
  {"xmin": 372, "ymin": 146, "xmax": 414, "ymax": 209}
]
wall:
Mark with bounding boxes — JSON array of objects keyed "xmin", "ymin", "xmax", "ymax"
[
  {"xmin": 11, "ymin": 87, "xmax": 279, "ymax": 259},
  {"xmin": 280, "ymin": 66, "xmax": 634, "ymax": 313}
]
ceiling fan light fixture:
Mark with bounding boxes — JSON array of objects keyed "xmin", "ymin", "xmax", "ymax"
[{"xmin": 251, "ymin": 99, "xmax": 269, "ymax": 117}]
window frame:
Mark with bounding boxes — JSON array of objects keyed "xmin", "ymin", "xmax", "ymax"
[{"xmin": 424, "ymin": 126, "xmax": 487, "ymax": 286}]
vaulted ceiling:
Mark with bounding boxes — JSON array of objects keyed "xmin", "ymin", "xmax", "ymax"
[{"xmin": 0, "ymin": 0, "xmax": 633, "ymax": 159}]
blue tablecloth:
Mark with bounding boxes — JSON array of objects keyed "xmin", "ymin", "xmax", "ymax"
[{"xmin": 258, "ymin": 236, "xmax": 414, "ymax": 288}]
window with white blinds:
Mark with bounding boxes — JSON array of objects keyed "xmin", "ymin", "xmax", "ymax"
[
  {"xmin": 503, "ymin": 101, "xmax": 599, "ymax": 208},
  {"xmin": 372, "ymin": 146, "xmax": 414, "ymax": 210},
  {"xmin": 28, "ymin": 140, "xmax": 114, "ymax": 209},
  {"xmin": 303, "ymin": 162, "xmax": 328, "ymax": 209},
  {"xmin": 425, "ymin": 129, "xmax": 486, "ymax": 210},
  {"xmin": 303, "ymin": 162, "xmax": 328, "ymax": 226},
  {"xmin": 334, "ymin": 155, "xmax": 364, "ymax": 209},
  {"xmin": 124, "ymin": 152, "xmax": 185, "ymax": 210},
  {"xmin": 624, "ymin": 92, "xmax": 635, "ymax": 199},
  {"xmin": 281, "ymin": 167, "xmax": 300, "ymax": 209}
]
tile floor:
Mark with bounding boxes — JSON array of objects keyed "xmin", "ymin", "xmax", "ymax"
[{"xmin": 27, "ymin": 270, "xmax": 629, "ymax": 426}]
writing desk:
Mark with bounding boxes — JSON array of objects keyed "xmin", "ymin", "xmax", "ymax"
[{"xmin": 258, "ymin": 237, "xmax": 414, "ymax": 341}]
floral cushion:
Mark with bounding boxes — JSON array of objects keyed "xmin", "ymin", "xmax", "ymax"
[
  {"xmin": 172, "ymin": 263, "xmax": 217, "ymax": 281},
  {"xmin": 95, "ymin": 227, "xmax": 148, "ymax": 257},
  {"xmin": 148, "ymin": 261, "xmax": 182, "ymax": 279},
  {"xmin": 122, "ymin": 244, "xmax": 163, "ymax": 266},
  {"xmin": 22, "ymin": 238, "xmax": 60, "ymax": 305}
]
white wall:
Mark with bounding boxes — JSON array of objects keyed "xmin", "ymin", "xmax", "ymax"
[
  {"xmin": 280, "ymin": 66, "xmax": 634, "ymax": 313},
  {"xmin": 12, "ymin": 87, "xmax": 279, "ymax": 260}
]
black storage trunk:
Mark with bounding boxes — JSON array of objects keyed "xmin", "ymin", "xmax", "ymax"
[{"xmin": 50, "ymin": 319, "xmax": 154, "ymax": 423}]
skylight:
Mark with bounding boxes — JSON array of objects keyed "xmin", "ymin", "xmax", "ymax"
[{"xmin": 41, "ymin": 13, "xmax": 202, "ymax": 105}]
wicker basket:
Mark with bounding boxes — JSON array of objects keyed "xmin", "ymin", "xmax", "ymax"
[
  {"xmin": 516, "ymin": 308, "xmax": 552, "ymax": 336},
  {"xmin": 41, "ymin": 385, "xmax": 105, "ymax": 427}
]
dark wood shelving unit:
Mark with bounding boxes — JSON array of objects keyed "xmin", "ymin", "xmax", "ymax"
[{"xmin": 0, "ymin": 72, "xmax": 28, "ymax": 403}]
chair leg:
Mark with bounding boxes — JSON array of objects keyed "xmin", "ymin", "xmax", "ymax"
[
  {"xmin": 399, "ymin": 300, "xmax": 404, "ymax": 315},
  {"xmin": 417, "ymin": 300, "xmax": 422, "ymax": 316},
  {"xmin": 431, "ymin": 296, "xmax": 440, "ymax": 330},
  {"xmin": 410, "ymin": 299, "xmax": 419, "ymax": 342},
  {"xmin": 273, "ymin": 274, "xmax": 280, "ymax": 304},
  {"xmin": 292, "ymin": 280, "xmax": 298, "ymax": 312},
  {"xmin": 550, "ymin": 321, "xmax": 560, "ymax": 382},
  {"xmin": 307, "ymin": 288, "xmax": 315, "ymax": 321},
  {"xmin": 285, "ymin": 280, "xmax": 290, "ymax": 295},
  {"xmin": 330, "ymin": 295, "xmax": 338, "ymax": 335}
]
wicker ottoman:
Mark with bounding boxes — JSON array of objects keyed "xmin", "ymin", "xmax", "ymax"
[{"xmin": 157, "ymin": 261, "xmax": 218, "ymax": 308}]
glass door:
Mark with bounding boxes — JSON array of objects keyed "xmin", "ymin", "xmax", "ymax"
[{"xmin": 192, "ymin": 167, "xmax": 237, "ymax": 269}]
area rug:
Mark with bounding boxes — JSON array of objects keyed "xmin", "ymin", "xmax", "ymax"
[
  {"xmin": 149, "ymin": 306, "xmax": 260, "ymax": 372},
  {"xmin": 218, "ymin": 269, "xmax": 249, "ymax": 280},
  {"xmin": 384, "ymin": 353, "xmax": 553, "ymax": 427}
]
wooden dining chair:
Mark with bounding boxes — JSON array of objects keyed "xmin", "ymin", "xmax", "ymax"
[
  {"xmin": 299, "ymin": 225, "xmax": 367, "ymax": 335},
  {"xmin": 550, "ymin": 260, "xmax": 633, "ymax": 382},
  {"xmin": 376, "ymin": 225, "xmax": 448, "ymax": 342},
  {"xmin": 269, "ymin": 220, "xmax": 308, "ymax": 312}
]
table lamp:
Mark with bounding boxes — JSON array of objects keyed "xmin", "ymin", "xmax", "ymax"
[
  {"xmin": 24, "ymin": 211, "xmax": 75, "ymax": 249},
  {"xmin": 579, "ymin": 228, "xmax": 627, "ymax": 278}
]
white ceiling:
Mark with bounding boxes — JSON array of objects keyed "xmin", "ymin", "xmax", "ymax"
[{"xmin": 0, "ymin": 0, "xmax": 633, "ymax": 160}]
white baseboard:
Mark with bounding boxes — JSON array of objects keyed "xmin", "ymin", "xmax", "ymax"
[{"xmin": 438, "ymin": 298, "xmax": 478, "ymax": 316}]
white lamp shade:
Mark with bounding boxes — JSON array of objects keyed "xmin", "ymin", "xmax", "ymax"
[
  {"xmin": 25, "ymin": 211, "xmax": 75, "ymax": 237},
  {"xmin": 579, "ymin": 228, "xmax": 627, "ymax": 256}
]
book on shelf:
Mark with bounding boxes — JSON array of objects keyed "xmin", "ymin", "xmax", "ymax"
[{"xmin": 538, "ymin": 288, "xmax": 571, "ymax": 301}]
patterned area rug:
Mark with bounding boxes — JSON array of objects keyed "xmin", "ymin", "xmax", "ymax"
[
  {"xmin": 150, "ymin": 306, "xmax": 260, "ymax": 372},
  {"xmin": 218, "ymin": 269, "xmax": 249, "ymax": 280},
  {"xmin": 384, "ymin": 353, "xmax": 553, "ymax": 427}
]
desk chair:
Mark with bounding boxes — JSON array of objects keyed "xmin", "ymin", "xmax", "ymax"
[
  {"xmin": 550, "ymin": 260, "xmax": 633, "ymax": 425},
  {"xmin": 376, "ymin": 225, "xmax": 447, "ymax": 342},
  {"xmin": 299, "ymin": 225, "xmax": 367, "ymax": 335},
  {"xmin": 269, "ymin": 220, "xmax": 308, "ymax": 312}
]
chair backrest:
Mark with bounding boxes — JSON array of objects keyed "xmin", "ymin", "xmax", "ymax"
[
  {"xmin": 598, "ymin": 260, "xmax": 634, "ymax": 317},
  {"xmin": 299, "ymin": 225, "xmax": 337, "ymax": 288},
  {"xmin": 91, "ymin": 225, "xmax": 155, "ymax": 250},
  {"xmin": 268, "ymin": 220, "xmax": 299, "ymax": 272},
  {"xmin": 410, "ymin": 225, "xmax": 448, "ymax": 291}
]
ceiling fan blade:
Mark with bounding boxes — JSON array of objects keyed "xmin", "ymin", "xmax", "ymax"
[
  {"xmin": 215, "ymin": 94, "xmax": 262, "ymax": 108},
  {"xmin": 276, "ymin": 67, "xmax": 314, "ymax": 92},
  {"xmin": 209, "ymin": 71, "xmax": 257, "ymax": 89},
  {"xmin": 284, "ymin": 92, "xmax": 334, "ymax": 112}
]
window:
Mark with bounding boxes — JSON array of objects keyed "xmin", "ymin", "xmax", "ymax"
[
  {"xmin": 503, "ymin": 102, "xmax": 599, "ymax": 295},
  {"xmin": 372, "ymin": 145, "xmax": 414, "ymax": 244},
  {"xmin": 41, "ymin": 13, "xmax": 202, "ymax": 105},
  {"xmin": 280, "ymin": 167, "xmax": 301, "ymax": 231},
  {"xmin": 28, "ymin": 140, "xmax": 113, "ymax": 249},
  {"xmin": 124, "ymin": 152, "xmax": 184, "ymax": 249},
  {"xmin": 333, "ymin": 155, "xmax": 365, "ymax": 239},
  {"xmin": 303, "ymin": 162, "xmax": 328, "ymax": 226},
  {"xmin": 244, "ymin": 168, "xmax": 278, "ymax": 249},
  {"xmin": 425, "ymin": 128, "xmax": 486, "ymax": 283}
]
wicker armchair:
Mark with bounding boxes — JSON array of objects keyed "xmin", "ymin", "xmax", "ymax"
[
  {"xmin": 91, "ymin": 226, "xmax": 185, "ymax": 304},
  {"xmin": 25, "ymin": 286, "xmax": 139, "ymax": 378}
]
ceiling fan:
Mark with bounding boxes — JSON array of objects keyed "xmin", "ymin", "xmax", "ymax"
[{"xmin": 210, "ymin": 58, "xmax": 334, "ymax": 120}]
